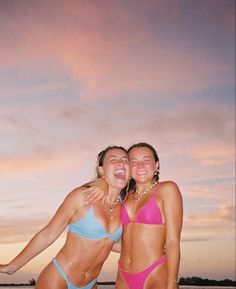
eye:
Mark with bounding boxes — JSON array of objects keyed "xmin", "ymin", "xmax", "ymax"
[{"xmin": 110, "ymin": 158, "xmax": 117, "ymax": 163}]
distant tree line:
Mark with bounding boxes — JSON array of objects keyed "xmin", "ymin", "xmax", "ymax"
[
  {"xmin": 179, "ymin": 276, "xmax": 236, "ymax": 286},
  {"xmin": 0, "ymin": 278, "xmax": 36, "ymax": 286}
]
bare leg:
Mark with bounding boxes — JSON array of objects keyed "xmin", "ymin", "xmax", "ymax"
[
  {"xmin": 115, "ymin": 272, "xmax": 129, "ymax": 289},
  {"xmin": 35, "ymin": 262, "xmax": 67, "ymax": 289},
  {"xmin": 144, "ymin": 261, "xmax": 168, "ymax": 289}
]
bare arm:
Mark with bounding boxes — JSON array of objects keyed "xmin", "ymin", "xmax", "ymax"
[
  {"xmin": 0, "ymin": 188, "xmax": 83, "ymax": 274},
  {"xmin": 82, "ymin": 178, "xmax": 108, "ymax": 204},
  {"xmin": 163, "ymin": 181, "xmax": 183, "ymax": 289},
  {"xmin": 111, "ymin": 239, "xmax": 121, "ymax": 253}
]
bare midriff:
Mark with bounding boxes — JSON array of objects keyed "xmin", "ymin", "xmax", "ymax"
[
  {"xmin": 54, "ymin": 232, "xmax": 113, "ymax": 285},
  {"xmin": 120, "ymin": 223, "xmax": 166, "ymax": 272}
]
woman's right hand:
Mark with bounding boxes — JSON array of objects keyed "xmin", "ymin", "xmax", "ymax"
[
  {"xmin": 81, "ymin": 178, "xmax": 108, "ymax": 204},
  {"xmin": 0, "ymin": 264, "xmax": 13, "ymax": 274}
]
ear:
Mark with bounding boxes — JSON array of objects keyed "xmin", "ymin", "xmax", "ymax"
[
  {"xmin": 98, "ymin": 166, "xmax": 104, "ymax": 178},
  {"xmin": 155, "ymin": 161, "xmax": 160, "ymax": 171}
]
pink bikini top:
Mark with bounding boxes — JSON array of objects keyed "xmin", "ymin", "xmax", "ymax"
[{"xmin": 121, "ymin": 189, "xmax": 165, "ymax": 226}]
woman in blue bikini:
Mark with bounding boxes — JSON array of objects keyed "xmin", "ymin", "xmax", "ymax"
[{"xmin": 0, "ymin": 145, "xmax": 130, "ymax": 289}]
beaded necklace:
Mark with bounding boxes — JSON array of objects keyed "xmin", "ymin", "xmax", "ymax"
[{"xmin": 133, "ymin": 181, "xmax": 158, "ymax": 201}]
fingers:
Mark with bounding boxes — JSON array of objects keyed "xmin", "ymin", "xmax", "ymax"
[
  {"xmin": 86, "ymin": 193, "xmax": 100, "ymax": 204},
  {"xmin": 80, "ymin": 186, "xmax": 91, "ymax": 194},
  {"xmin": 80, "ymin": 182, "xmax": 106, "ymax": 205},
  {"xmin": 84, "ymin": 188, "xmax": 104, "ymax": 205},
  {"xmin": 101, "ymin": 195, "xmax": 108, "ymax": 205},
  {"xmin": 0, "ymin": 264, "xmax": 10, "ymax": 274}
]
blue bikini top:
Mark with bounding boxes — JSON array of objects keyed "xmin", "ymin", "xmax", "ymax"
[{"xmin": 68, "ymin": 207, "xmax": 122, "ymax": 242}]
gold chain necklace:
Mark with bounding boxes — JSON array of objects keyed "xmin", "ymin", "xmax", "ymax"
[
  {"xmin": 108, "ymin": 196, "xmax": 121, "ymax": 220},
  {"xmin": 133, "ymin": 181, "xmax": 158, "ymax": 201}
]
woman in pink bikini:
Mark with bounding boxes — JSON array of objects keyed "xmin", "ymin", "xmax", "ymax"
[{"xmin": 115, "ymin": 142, "xmax": 183, "ymax": 289}]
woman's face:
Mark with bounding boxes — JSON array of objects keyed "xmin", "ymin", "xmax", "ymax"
[
  {"xmin": 129, "ymin": 146, "xmax": 158, "ymax": 184},
  {"xmin": 99, "ymin": 148, "xmax": 130, "ymax": 190}
]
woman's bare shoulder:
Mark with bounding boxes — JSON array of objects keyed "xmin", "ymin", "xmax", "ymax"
[
  {"xmin": 159, "ymin": 180, "xmax": 178, "ymax": 188},
  {"xmin": 64, "ymin": 185, "xmax": 91, "ymax": 206},
  {"xmin": 158, "ymin": 181, "xmax": 181, "ymax": 198}
]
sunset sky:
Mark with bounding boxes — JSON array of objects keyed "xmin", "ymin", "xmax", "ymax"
[{"xmin": 0, "ymin": 0, "xmax": 235, "ymax": 283}]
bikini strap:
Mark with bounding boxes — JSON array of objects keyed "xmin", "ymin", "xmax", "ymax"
[{"xmin": 52, "ymin": 258, "xmax": 69, "ymax": 283}]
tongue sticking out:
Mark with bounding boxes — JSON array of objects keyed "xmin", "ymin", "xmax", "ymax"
[{"xmin": 114, "ymin": 171, "xmax": 125, "ymax": 180}]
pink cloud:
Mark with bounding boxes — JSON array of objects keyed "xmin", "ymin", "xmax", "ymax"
[
  {"xmin": 183, "ymin": 184, "xmax": 233, "ymax": 200},
  {"xmin": 0, "ymin": 153, "xmax": 75, "ymax": 176},
  {"xmin": 0, "ymin": 1, "xmax": 233, "ymax": 99},
  {"xmin": 58, "ymin": 33, "xmax": 232, "ymax": 99},
  {"xmin": 0, "ymin": 217, "xmax": 47, "ymax": 244},
  {"xmin": 185, "ymin": 204, "xmax": 235, "ymax": 226},
  {"xmin": 187, "ymin": 144, "xmax": 234, "ymax": 166},
  {"xmin": 0, "ymin": 81, "xmax": 70, "ymax": 98}
]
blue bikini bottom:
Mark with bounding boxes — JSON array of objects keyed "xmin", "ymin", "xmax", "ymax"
[{"xmin": 52, "ymin": 258, "xmax": 97, "ymax": 289}]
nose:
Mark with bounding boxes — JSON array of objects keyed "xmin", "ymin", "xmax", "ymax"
[
  {"xmin": 117, "ymin": 159, "xmax": 125, "ymax": 166},
  {"xmin": 137, "ymin": 160, "xmax": 144, "ymax": 167}
]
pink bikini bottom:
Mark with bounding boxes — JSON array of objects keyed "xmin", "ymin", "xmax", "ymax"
[{"xmin": 118, "ymin": 255, "xmax": 167, "ymax": 289}]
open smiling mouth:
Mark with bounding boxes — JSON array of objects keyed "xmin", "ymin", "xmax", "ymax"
[
  {"xmin": 136, "ymin": 171, "xmax": 147, "ymax": 175},
  {"xmin": 114, "ymin": 169, "xmax": 126, "ymax": 180}
]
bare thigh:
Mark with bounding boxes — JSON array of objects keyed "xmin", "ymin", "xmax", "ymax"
[
  {"xmin": 115, "ymin": 271, "xmax": 129, "ymax": 289},
  {"xmin": 35, "ymin": 261, "xmax": 67, "ymax": 289},
  {"xmin": 144, "ymin": 260, "xmax": 168, "ymax": 289},
  {"xmin": 35, "ymin": 262, "xmax": 98, "ymax": 289}
]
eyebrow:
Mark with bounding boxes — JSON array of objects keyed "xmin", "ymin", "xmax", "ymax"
[
  {"xmin": 108, "ymin": 155, "xmax": 128, "ymax": 159},
  {"xmin": 129, "ymin": 156, "xmax": 152, "ymax": 160}
]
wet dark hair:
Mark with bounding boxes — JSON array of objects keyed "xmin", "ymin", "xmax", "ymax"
[
  {"xmin": 127, "ymin": 142, "xmax": 160, "ymax": 193},
  {"xmin": 96, "ymin": 145, "xmax": 128, "ymax": 200},
  {"xmin": 97, "ymin": 145, "xmax": 128, "ymax": 167}
]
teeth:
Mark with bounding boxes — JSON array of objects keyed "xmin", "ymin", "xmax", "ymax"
[
  {"xmin": 115, "ymin": 169, "xmax": 125, "ymax": 174},
  {"xmin": 114, "ymin": 169, "xmax": 126, "ymax": 179},
  {"xmin": 114, "ymin": 170, "xmax": 125, "ymax": 176},
  {"xmin": 137, "ymin": 171, "xmax": 146, "ymax": 175}
]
